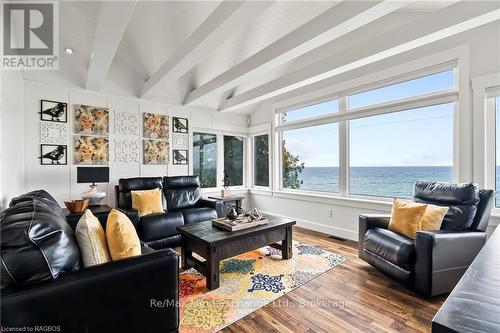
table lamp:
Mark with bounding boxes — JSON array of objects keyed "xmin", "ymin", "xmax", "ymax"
[{"xmin": 77, "ymin": 167, "xmax": 109, "ymax": 206}]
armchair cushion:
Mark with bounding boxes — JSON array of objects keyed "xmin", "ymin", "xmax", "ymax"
[
  {"xmin": 178, "ymin": 207, "xmax": 217, "ymax": 225},
  {"xmin": 163, "ymin": 176, "xmax": 202, "ymax": 210},
  {"xmin": 413, "ymin": 181, "xmax": 480, "ymax": 230},
  {"xmin": 364, "ymin": 228, "xmax": 415, "ymax": 270},
  {"xmin": 358, "ymin": 214, "xmax": 390, "ymax": 259}
]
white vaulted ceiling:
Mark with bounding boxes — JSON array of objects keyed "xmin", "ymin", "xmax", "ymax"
[{"xmin": 23, "ymin": 1, "xmax": 500, "ymax": 114}]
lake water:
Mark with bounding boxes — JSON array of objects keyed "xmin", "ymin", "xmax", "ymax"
[
  {"xmin": 296, "ymin": 166, "xmax": 499, "ymax": 205},
  {"xmin": 296, "ymin": 166, "xmax": 453, "ymax": 198}
]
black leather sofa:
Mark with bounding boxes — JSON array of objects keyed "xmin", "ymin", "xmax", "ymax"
[
  {"xmin": 1, "ymin": 190, "xmax": 179, "ymax": 333},
  {"xmin": 359, "ymin": 181, "xmax": 494, "ymax": 297},
  {"xmin": 116, "ymin": 176, "xmax": 223, "ymax": 249}
]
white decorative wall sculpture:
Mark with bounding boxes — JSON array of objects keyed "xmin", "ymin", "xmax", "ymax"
[
  {"xmin": 113, "ymin": 111, "xmax": 139, "ymax": 136},
  {"xmin": 40, "ymin": 122, "xmax": 68, "ymax": 144},
  {"xmin": 172, "ymin": 132, "xmax": 189, "ymax": 150},
  {"xmin": 114, "ymin": 138, "xmax": 140, "ymax": 163}
]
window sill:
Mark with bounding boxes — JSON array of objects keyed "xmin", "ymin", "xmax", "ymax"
[
  {"xmin": 249, "ymin": 188, "xmax": 273, "ymax": 197},
  {"xmin": 201, "ymin": 187, "xmax": 249, "ymax": 196},
  {"xmin": 249, "ymin": 189, "xmax": 392, "ymax": 211}
]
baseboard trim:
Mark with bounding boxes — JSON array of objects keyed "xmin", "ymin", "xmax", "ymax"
[{"xmin": 261, "ymin": 210, "xmax": 358, "ymax": 241}]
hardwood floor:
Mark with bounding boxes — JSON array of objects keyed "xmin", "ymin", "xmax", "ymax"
[{"xmin": 220, "ymin": 226, "xmax": 446, "ymax": 333}]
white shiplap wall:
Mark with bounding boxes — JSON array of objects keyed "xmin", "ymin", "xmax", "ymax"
[{"xmin": 16, "ymin": 80, "xmax": 248, "ymax": 207}]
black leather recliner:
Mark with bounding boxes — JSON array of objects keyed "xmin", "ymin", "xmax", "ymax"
[
  {"xmin": 359, "ymin": 181, "xmax": 494, "ymax": 297},
  {"xmin": 1, "ymin": 190, "xmax": 180, "ymax": 333},
  {"xmin": 116, "ymin": 175, "xmax": 223, "ymax": 249}
]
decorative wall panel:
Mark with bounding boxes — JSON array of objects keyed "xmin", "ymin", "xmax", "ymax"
[
  {"xmin": 113, "ymin": 111, "xmax": 139, "ymax": 136},
  {"xmin": 114, "ymin": 138, "xmax": 140, "ymax": 163},
  {"xmin": 172, "ymin": 133, "xmax": 189, "ymax": 150},
  {"xmin": 40, "ymin": 122, "xmax": 68, "ymax": 144}
]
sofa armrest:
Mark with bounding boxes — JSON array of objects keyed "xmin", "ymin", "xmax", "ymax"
[
  {"xmin": 414, "ymin": 230, "xmax": 486, "ymax": 297},
  {"xmin": 196, "ymin": 198, "xmax": 224, "ymax": 217},
  {"xmin": 358, "ymin": 214, "xmax": 390, "ymax": 259},
  {"xmin": 1, "ymin": 249, "xmax": 179, "ymax": 333}
]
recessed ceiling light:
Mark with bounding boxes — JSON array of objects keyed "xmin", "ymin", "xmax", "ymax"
[{"xmin": 65, "ymin": 48, "xmax": 74, "ymax": 55}]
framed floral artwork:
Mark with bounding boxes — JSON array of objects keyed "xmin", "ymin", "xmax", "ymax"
[
  {"xmin": 143, "ymin": 113, "xmax": 169, "ymax": 139},
  {"xmin": 143, "ymin": 139, "xmax": 169, "ymax": 165},
  {"xmin": 74, "ymin": 136, "xmax": 109, "ymax": 165},
  {"xmin": 74, "ymin": 105, "xmax": 109, "ymax": 135}
]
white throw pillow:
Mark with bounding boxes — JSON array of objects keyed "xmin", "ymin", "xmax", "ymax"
[{"xmin": 75, "ymin": 209, "xmax": 111, "ymax": 267}]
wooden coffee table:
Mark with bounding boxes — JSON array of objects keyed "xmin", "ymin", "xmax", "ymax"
[{"xmin": 177, "ymin": 215, "xmax": 296, "ymax": 290}]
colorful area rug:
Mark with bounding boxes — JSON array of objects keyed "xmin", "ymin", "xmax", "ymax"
[{"xmin": 179, "ymin": 241, "xmax": 346, "ymax": 332}]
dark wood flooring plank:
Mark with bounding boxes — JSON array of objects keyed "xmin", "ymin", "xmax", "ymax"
[{"xmin": 219, "ymin": 226, "xmax": 445, "ymax": 333}]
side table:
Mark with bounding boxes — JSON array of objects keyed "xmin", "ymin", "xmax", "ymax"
[
  {"xmin": 207, "ymin": 195, "xmax": 244, "ymax": 215},
  {"xmin": 63, "ymin": 205, "xmax": 113, "ymax": 230}
]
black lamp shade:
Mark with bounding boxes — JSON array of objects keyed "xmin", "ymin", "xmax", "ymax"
[{"xmin": 77, "ymin": 167, "xmax": 109, "ymax": 184}]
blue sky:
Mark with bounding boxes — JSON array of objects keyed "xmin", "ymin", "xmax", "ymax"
[{"xmin": 283, "ymin": 70, "xmax": 455, "ymax": 167}]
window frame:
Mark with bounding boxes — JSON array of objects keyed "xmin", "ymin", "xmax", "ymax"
[
  {"xmin": 192, "ymin": 130, "xmax": 219, "ymax": 190},
  {"xmin": 471, "ymin": 72, "xmax": 500, "ymax": 214},
  {"xmin": 250, "ymin": 132, "xmax": 272, "ymax": 189},
  {"xmin": 486, "ymin": 90, "xmax": 500, "ymax": 207},
  {"xmin": 275, "ymin": 62, "xmax": 459, "ymax": 200},
  {"xmin": 222, "ymin": 133, "xmax": 246, "ymax": 189},
  {"xmin": 192, "ymin": 128, "xmax": 248, "ymax": 191}
]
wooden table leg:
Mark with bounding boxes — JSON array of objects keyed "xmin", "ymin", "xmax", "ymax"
[
  {"xmin": 181, "ymin": 236, "xmax": 191, "ymax": 269},
  {"xmin": 282, "ymin": 226, "xmax": 293, "ymax": 259},
  {"xmin": 206, "ymin": 245, "xmax": 220, "ymax": 290}
]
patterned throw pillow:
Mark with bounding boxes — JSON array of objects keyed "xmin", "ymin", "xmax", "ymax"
[{"xmin": 75, "ymin": 209, "xmax": 111, "ymax": 267}]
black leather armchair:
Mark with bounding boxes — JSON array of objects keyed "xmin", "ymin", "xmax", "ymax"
[
  {"xmin": 116, "ymin": 176, "xmax": 223, "ymax": 249},
  {"xmin": 359, "ymin": 181, "xmax": 494, "ymax": 297}
]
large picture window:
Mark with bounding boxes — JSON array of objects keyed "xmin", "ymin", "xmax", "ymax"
[
  {"xmin": 254, "ymin": 134, "xmax": 269, "ymax": 187},
  {"xmin": 193, "ymin": 132, "xmax": 217, "ymax": 188},
  {"xmin": 348, "ymin": 70, "xmax": 454, "ymax": 109},
  {"xmin": 495, "ymin": 96, "xmax": 500, "ymax": 206},
  {"xmin": 282, "ymin": 123, "xmax": 339, "ymax": 192},
  {"xmin": 277, "ymin": 65, "xmax": 457, "ymax": 199},
  {"xmin": 224, "ymin": 135, "xmax": 244, "ymax": 187},
  {"xmin": 281, "ymin": 99, "xmax": 338, "ymax": 123},
  {"xmin": 349, "ymin": 103, "xmax": 453, "ymax": 198}
]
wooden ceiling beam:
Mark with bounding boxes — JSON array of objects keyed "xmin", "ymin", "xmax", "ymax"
[
  {"xmin": 86, "ymin": 1, "xmax": 137, "ymax": 91},
  {"xmin": 184, "ymin": 0, "xmax": 411, "ymax": 105},
  {"xmin": 140, "ymin": 0, "xmax": 273, "ymax": 98},
  {"xmin": 219, "ymin": 4, "xmax": 500, "ymax": 112}
]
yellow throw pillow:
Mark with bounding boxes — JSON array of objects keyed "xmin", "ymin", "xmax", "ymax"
[
  {"xmin": 131, "ymin": 188, "xmax": 163, "ymax": 217},
  {"xmin": 420, "ymin": 204, "xmax": 449, "ymax": 231},
  {"xmin": 106, "ymin": 209, "xmax": 141, "ymax": 261},
  {"xmin": 75, "ymin": 210, "xmax": 111, "ymax": 267},
  {"xmin": 389, "ymin": 198, "xmax": 428, "ymax": 239}
]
